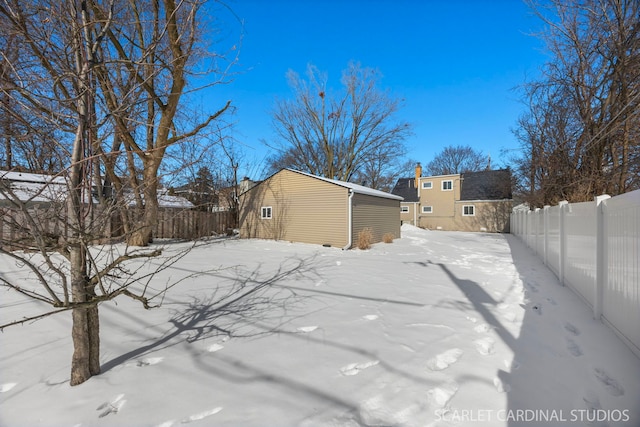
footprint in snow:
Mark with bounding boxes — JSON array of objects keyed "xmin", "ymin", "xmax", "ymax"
[
  {"xmin": 0, "ymin": 383, "xmax": 16, "ymax": 393},
  {"xmin": 546, "ymin": 297, "xmax": 557, "ymax": 305},
  {"xmin": 426, "ymin": 348, "xmax": 463, "ymax": 371},
  {"xmin": 504, "ymin": 359, "xmax": 521, "ymax": 370},
  {"xmin": 97, "ymin": 394, "xmax": 126, "ymax": 418},
  {"xmin": 593, "ymin": 368, "xmax": 624, "ymax": 397},
  {"xmin": 566, "ymin": 338, "xmax": 583, "ymax": 357},
  {"xmin": 522, "ymin": 303, "xmax": 542, "ymax": 315},
  {"xmin": 181, "ymin": 407, "xmax": 223, "ymax": 423},
  {"xmin": 473, "ymin": 323, "xmax": 492, "ymax": 334},
  {"xmin": 427, "ymin": 381, "xmax": 458, "ymax": 408},
  {"xmin": 474, "ymin": 337, "xmax": 495, "ymax": 355},
  {"xmin": 207, "ymin": 343, "xmax": 224, "ymax": 353},
  {"xmin": 582, "ymin": 393, "xmax": 609, "ymax": 427},
  {"xmin": 564, "ymin": 322, "xmax": 580, "ymax": 336},
  {"xmin": 137, "ymin": 357, "xmax": 163, "ymax": 367},
  {"xmin": 493, "ymin": 376, "xmax": 511, "ymax": 393},
  {"xmin": 339, "ymin": 360, "xmax": 379, "ymax": 376}
]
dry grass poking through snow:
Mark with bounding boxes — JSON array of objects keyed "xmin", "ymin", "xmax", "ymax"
[{"xmin": 357, "ymin": 227, "xmax": 373, "ymax": 249}]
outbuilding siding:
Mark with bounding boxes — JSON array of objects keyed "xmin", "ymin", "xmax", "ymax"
[
  {"xmin": 351, "ymin": 193, "xmax": 401, "ymax": 245},
  {"xmin": 240, "ymin": 169, "xmax": 402, "ymax": 248},
  {"xmin": 239, "ymin": 170, "xmax": 348, "ymax": 247}
]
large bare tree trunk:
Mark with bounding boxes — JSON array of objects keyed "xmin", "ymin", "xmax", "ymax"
[
  {"xmin": 69, "ymin": 245, "xmax": 100, "ymax": 385},
  {"xmin": 129, "ymin": 165, "xmax": 160, "ymax": 246}
]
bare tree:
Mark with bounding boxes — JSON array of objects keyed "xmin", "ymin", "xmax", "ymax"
[
  {"xmin": 266, "ymin": 62, "xmax": 412, "ymax": 188},
  {"xmin": 88, "ymin": 0, "xmax": 237, "ymax": 246},
  {"xmin": 0, "ymin": 0, "xmax": 238, "ymax": 386},
  {"xmin": 513, "ymin": 0, "xmax": 640, "ymax": 207},
  {"xmin": 426, "ymin": 145, "xmax": 486, "ymax": 176}
]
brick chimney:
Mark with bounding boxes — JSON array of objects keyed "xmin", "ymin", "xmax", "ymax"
[{"xmin": 415, "ymin": 163, "xmax": 422, "ymax": 188}]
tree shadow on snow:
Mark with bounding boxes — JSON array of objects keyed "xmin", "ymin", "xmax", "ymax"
[{"xmin": 100, "ymin": 255, "xmax": 320, "ymax": 373}]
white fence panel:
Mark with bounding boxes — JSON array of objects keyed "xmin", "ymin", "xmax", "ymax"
[
  {"xmin": 510, "ymin": 190, "xmax": 640, "ymax": 357},
  {"xmin": 564, "ymin": 201, "xmax": 597, "ymax": 307},
  {"xmin": 602, "ymin": 191, "xmax": 640, "ymax": 354},
  {"xmin": 546, "ymin": 205, "xmax": 561, "ymax": 277},
  {"xmin": 535, "ymin": 210, "xmax": 545, "ymax": 258}
]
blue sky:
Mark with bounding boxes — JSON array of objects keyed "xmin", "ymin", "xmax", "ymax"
[{"xmin": 207, "ymin": 0, "xmax": 548, "ymax": 178}]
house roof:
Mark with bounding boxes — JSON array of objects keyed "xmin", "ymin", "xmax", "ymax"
[
  {"xmin": 286, "ymin": 169, "xmax": 404, "ymax": 201},
  {"xmin": 0, "ymin": 170, "xmax": 68, "ymax": 203},
  {"xmin": 460, "ymin": 169, "xmax": 512, "ymax": 201},
  {"xmin": 0, "ymin": 170, "xmax": 194, "ymax": 208},
  {"xmin": 390, "ymin": 178, "xmax": 420, "ymax": 202}
]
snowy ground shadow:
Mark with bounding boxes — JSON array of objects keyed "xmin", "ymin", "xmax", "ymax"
[
  {"xmin": 502, "ymin": 235, "xmax": 635, "ymax": 426},
  {"xmin": 414, "ymin": 233, "xmax": 637, "ymax": 426},
  {"xmin": 101, "ymin": 255, "xmax": 319, "ymax": 373}
]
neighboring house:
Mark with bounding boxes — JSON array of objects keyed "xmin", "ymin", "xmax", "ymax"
[
  {"xmin": 0, "ymin": 170, "xmax": 194, "ymax": 209},
  {"xmin": 239, "ymin": 169, "xmax": 402, "ymax": 248},
  {"xmin": 215, "ymin": 177, "xmax": 260, "ymax": 213},
  {"xmin": 392, "ymin": 165, "xmax": 513, "ymax": 233},
  {"xmin": 172, "ymin": 176, "xmax": 259, "ymax": 213},
  {"xmin": 0, "ymin": 171, "xmax": 68, "ymax": 207},
  {"xmin": 0, "ymin": 170, "xmax": 233, "ymax": 243},
  {"xmin": 154, "ymin": 190, "xmax": 195, "ymax": 209}
]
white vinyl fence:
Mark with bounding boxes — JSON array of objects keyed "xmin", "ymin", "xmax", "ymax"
[{"xmin": 511, "ymin": 190, "xmax": 640, "ymax": 358}]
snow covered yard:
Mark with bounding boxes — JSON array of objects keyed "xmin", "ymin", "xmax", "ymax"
[{"xmin": 1, "ymin": 225, "xmax": 638, "ymax": 427}]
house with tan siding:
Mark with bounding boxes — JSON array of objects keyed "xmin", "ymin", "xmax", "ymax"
[
  {"xmin": 239, "ymin": 169, "xmax": 402, "ymax": 248},
  {"xmin": 392, "ymin": 165, "xmax": 513, "ymax": 233}
]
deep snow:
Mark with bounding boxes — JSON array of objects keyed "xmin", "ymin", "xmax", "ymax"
[{"xmin": 1, "ymin": 225, "xmax": 638, "ymax": 426}]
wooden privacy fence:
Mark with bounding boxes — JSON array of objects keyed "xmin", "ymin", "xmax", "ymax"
[
  {"xmin": 510, "ymin": 190, "xmax": 640, "ymax": 358},
  {"xmin": 153, "ymin": 208, "xmax": 234, "ymax": 239},
  {"xmin": 0, "ymin": 207, "xmax": 234, "ymax": 247}
]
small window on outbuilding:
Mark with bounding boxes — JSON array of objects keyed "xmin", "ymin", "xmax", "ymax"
[
  {"xmin": 401, "ymin": 206, "xmax": 409, "ymax": 213},
  {"xmin": 462, "ymin": 205, "xmax": 475, "ymax": 216},
  {"xmin": 442, "ymin": 180, "xmax": 453, "ymax": 191},
  {"xmin": 261, "ymin": 206, "xmax": 272, "ymax": 219},
  {"xmin": 422, "ymin": 206, "xmax": 433, "ymax": 214},
  {"xmin": 422, "ymin": 181, "xmax": 433, "ymax": 189}
]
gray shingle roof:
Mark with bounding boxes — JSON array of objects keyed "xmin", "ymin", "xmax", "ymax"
[
  {"xmin": 390, "ymin": 178, "xmax": 419, "ymax": 202},
  {"xmin": 460, "ymin": 169, "xmax": 512, "ymax": 201}
]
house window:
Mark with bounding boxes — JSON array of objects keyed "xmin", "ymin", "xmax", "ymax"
[
  {"xmin": 422, "ymin": 181, "xmax": 433, "ymax": 189},
  {"xmin": 463, "ymin": 205, "xmax": 475, "ymax": 216},
  {"xmin": 442, "ymin": 180, "xmax": 453, "ymax": 191},
  {"xmin": 261, "ymin": 206, "xmax": 272, "ymax": 219},
  {"xmin": 422, "ymin": 206, "xmax": 433, "ymax": 214},
  {"xmin": 401, "ymin": 206, "xmax": 409, "ymax": 213}
]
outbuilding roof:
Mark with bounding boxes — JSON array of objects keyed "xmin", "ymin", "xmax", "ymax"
[{"xmin": 286, "ymin": 169, "xmax": 404, "ymax": 200}]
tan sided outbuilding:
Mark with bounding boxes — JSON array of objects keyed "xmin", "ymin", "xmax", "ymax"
[{"xmin": 239, "ymin": 169, "xmax": 402, "ymax": 249}]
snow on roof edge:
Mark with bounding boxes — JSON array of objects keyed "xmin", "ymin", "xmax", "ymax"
[{"xmin": 287, "ymin": 169, "xmax": 404, "ymax": 201}]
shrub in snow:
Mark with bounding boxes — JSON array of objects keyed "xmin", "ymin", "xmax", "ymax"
[{"xmin": 357, "ymin": 228, "xmax": 373, "ymax": 250}]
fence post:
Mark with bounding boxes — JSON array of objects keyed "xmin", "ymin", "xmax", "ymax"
[
  {"xmin": 594, "ymin": 194, "xmax": 610, "ymax": 320},
  {"xmin": 543, "ymin": 205, "xmax": 550, "ymax": 266},
  {"xmin": 558, "ymin": 200, "xmax": 568, "ymax": 286},
  {"xmin": 534, "ymin": 208, "xmax": 541, "ymax": 253},
  {"xmin": 526, "ymin": 210, "xmax": 532, "ymax": 248}
]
